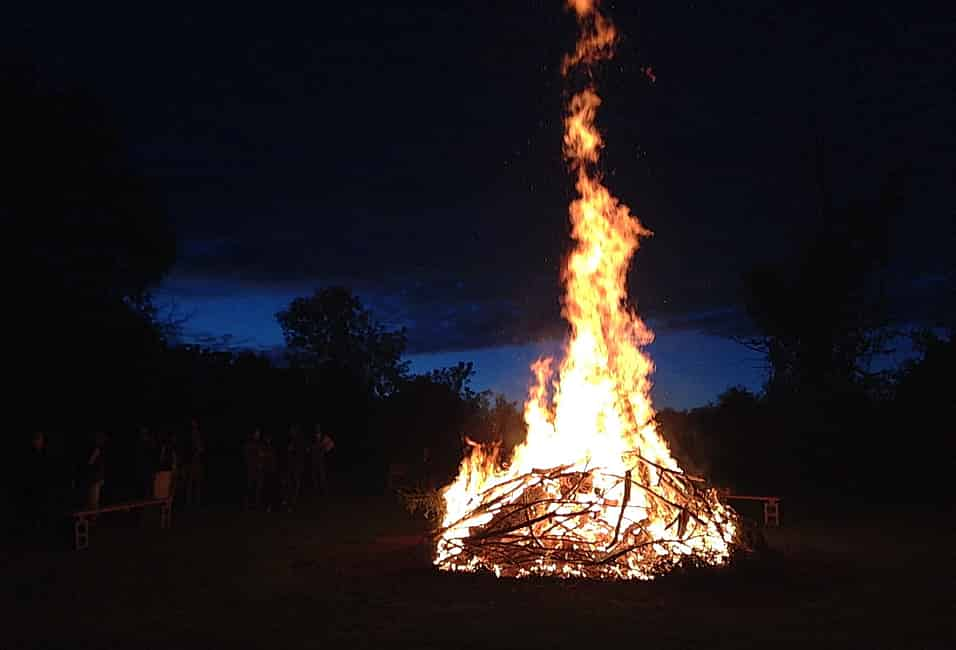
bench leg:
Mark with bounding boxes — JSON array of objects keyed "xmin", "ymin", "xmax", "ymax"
[
  {"xmin": 74, "ymin": 517, "xmax": 89, "ymax": 550},
  {"xmin": 764, "ymin": 500, "xmax": 780, "ymax": 527}
]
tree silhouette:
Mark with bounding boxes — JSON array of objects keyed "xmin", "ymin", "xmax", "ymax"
[
  {"xmin": 891, "ymin": 329, "xmax": 956, "ymax": 489},
  {"xmin": 375, "ymin": 361, "xmax": 525, "ymax": 488},
  {"xmin": 276, "ymin": 287, "xmax": 409, "ymax": 400},
  {"xmin": 740, "ymin": 168, "xmax": 904, "ymax": 399},
  {"xmin": 730, "ymin": 155, "xmax": 911, "ymax": 494},
  {"xmin": 4, "ymin": 64, "xmax": 176, "ymax": 428},
  {"xmin": 4, "ymin": 66, "xmax": 175, "ymax": 304}
]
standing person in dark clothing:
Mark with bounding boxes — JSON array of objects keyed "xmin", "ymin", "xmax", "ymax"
[
  {"xmin": 242, "ymin": 428, "xmax": 264, "ymax": 509},
  {"xmin": 23, "ymin": 431, "xmax": 54, "ymax": 541},
  {"xmin": 310, "ymin": 424, "xmax": 334, "ymax": 498},
  {"xmin": 275, "ymin": 428, "xmax": 289, "ymax": 510},
  {"xmin": 154, "ymin": 431, "xmax": 177, "ymax": 500},
  {"xmin": 176, "ymin": 427, "xmax": 189, "ymax": 503},
  {"xmin": 134, "ymin": 426, "xmax": 156, "ymax": 499},
  {"xmin": 182, "ymin": 418, "xmax": 204, "ymax": 507},
  {"xmin": 261, "ymin": 432, "xmax": 279, "ymax": 512},
  {"xmin": 285, "ymin": 424, "xmax": 304, "ymax": 510},
  {"xmin": 84, "ymin": 431, "xmax": 108, "ymax": 510}
]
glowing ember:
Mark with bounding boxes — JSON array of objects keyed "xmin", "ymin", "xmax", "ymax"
[{"xmin": 434, "ymin": 1, "xmax": 739, "ymax": 579}]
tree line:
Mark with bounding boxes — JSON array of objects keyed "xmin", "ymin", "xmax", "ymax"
[
  {"xmin": 658, "ymin": 160, "xmax": 953, "ymax": 510},
  {"xmin": 3, "ymin": 65, "xmax": 523, "ymax": 503}
]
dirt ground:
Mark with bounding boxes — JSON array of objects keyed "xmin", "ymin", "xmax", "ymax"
[{"xmin": 3, "ymin": 494, "xmax": 953, "ymax": 649}]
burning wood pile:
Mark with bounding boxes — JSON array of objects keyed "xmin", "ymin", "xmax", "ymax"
[
  {"xmin": 436, "ymin": 448, "xmax": 737, "ymax": 580},
  {"xmin": 433, "ymin": 0, "xmax": 740, "ymax": 580}
]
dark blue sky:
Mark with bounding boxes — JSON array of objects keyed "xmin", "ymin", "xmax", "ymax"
[{"xmin": 8, "ymin": 1, "xmax": 952, "ymax": 407}]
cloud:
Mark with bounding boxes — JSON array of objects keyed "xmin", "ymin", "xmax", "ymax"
[
  {"xmin": 653, "ymin": 307, "xmax": 756, "ymax": 339},
  {"xmin": 160, "ymin": 249, "xmax": 761, "ymax": 356},
  {"xmin": 158, "ymin": 268, "xmax": 565, "ymax": 354}
]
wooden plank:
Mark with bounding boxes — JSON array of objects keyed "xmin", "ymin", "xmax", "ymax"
[
  {"xmin": 71, "ymin": 497, "xmax": 173, "ymax": 550},
  {"xmin": 724, "ymin": 495, "xmax": 780, "ymax": 502},
  {"xmin": 720, "ymin": 494, "xmax": 782, "ymax": 527},
  {"xmin": 72, "ymin": 498, "xmax": 170, "ymax": 518}
]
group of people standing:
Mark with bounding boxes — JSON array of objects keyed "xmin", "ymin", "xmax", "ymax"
[
  {"xmin": 15, "ymin": 418, "xmax": 335, "ymax": 546},
  {"xmin": 242, "ymin": 423, "xmax": 334, "ymax": 512},
  {"xmin": 133, "ymin": 418, "xmax": 206, "ymax": 507},
  {"xmin": 16, "ymin": 418, "xmax": 206, "ymax": 543}
]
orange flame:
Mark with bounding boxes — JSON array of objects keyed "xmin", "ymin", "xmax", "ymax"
[{"xmin": 436, "ymin": 0, "xmax": 737, "ymax": 580}]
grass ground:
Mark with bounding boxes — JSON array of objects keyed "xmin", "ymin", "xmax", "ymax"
[{"xmin": 3, "ymin": 493, "xmax": 953, "ymax": 649}]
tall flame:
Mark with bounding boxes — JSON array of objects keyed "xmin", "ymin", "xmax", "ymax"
[{"xmin": 435, "ymin": 0, "xmax": 737, "ymax": 580}]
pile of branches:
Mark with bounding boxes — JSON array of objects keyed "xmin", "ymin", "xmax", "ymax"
[{"xmin": 435, "ymin": 454, "xmax": 739, "ymax": 579}]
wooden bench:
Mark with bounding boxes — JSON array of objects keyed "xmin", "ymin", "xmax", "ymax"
[
  {"xmin": 719, "ymin": 491, "xmax": 782, "ymax": 527},
  {"xmin": 71, "ymin": 497, "xmax": 173, "ymax": 550}
]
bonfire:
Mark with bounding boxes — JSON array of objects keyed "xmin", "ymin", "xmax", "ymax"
[{"xmin": 432, "ymin": 0, "xmax": 740, "ymax": 580}]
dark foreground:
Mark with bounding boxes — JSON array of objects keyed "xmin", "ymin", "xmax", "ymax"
[{"xmin": 3, "ymin": 495, "xmax": 953, "ymax": 649}]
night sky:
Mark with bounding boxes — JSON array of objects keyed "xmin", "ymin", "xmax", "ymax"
[{"xmin": 8, "ymin": 2, "xmax": 952, "ymax": 407}]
